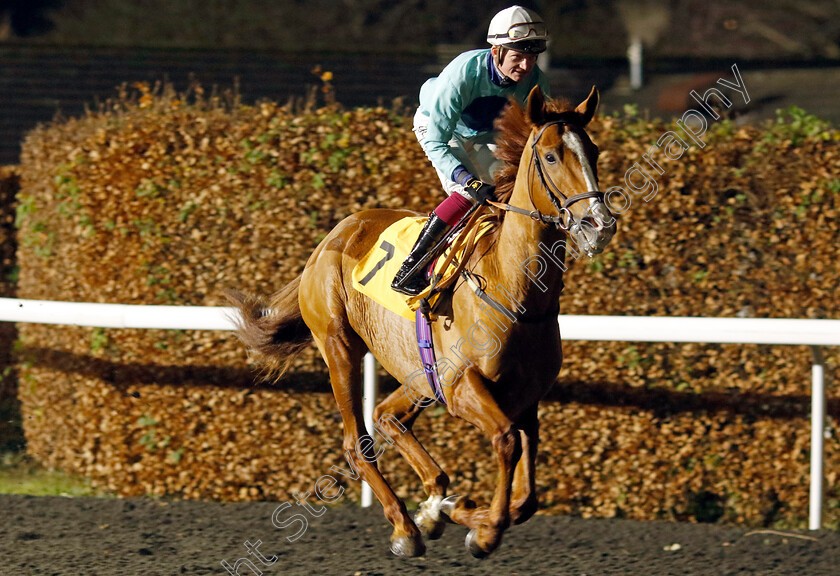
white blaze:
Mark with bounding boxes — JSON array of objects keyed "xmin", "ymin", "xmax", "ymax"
[
  {"xmin": 562, "ymin": 130, "xmax": 599, "ymax": 200},
  {"xmin": 562, "ymin": 130, "xmax": 611, "ymax": 230}
]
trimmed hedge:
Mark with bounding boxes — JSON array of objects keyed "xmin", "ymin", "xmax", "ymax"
[
  {"xmin": 0, "ymin": 167, "xmax": 20, "ymax": 451},
  {"xmin": 15, "ymin": 83, "xmax": 840, "ymax": 527}
]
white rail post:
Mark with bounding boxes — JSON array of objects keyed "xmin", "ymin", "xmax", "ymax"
[
  {"xmin": 361, "ymin": 351, "xmax": 378, "ymax": 508},
  {"xmin": 809, "ymin": 345, "xmax": 826, "ymax": 530},
  {"xmin": 628, "ymin": 37, "xmax": 643, "ymax": 90}
]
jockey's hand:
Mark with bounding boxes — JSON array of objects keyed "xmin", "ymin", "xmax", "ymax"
[{"xmin": 464, "ymin": 178, "xmax": 496, "ymax": 206}]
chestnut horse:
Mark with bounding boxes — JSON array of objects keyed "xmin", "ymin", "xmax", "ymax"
[{"xmin": 227, "ymin": 86, "xmax": 616, "ymax": 558}]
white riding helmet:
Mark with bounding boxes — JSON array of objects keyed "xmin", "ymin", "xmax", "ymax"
[{"xmin": 487, "ymin": 5, "xmax": 548, "ymax": 54}]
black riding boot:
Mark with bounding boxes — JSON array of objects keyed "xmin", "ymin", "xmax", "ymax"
[{"xmin": 391, "ymin": 214, "xmax": 451, "ymax": 296}]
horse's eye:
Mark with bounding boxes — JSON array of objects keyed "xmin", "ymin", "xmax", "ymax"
[{"xmin": 545, "ymin": 153, "xmax": 557, "ymax": 164}]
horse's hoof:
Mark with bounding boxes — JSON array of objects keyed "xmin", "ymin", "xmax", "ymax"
[
  {"xmin": 415, "ymin": 496, "xmax": 446, "ymax": 540},
  {"xmin": 438, "ymin": 494, "xmax": 460, "ymax": 523},
  {"xmin": 415, "ymin": 513, "xmax": 446, "ymax": 540},
  {"xmin": 465, "ymin": 529, "xmax": 490, "ymax": 559},
  {"xmin": 389, "ymin": 534, "xmax": 425, "ymax": 558}
]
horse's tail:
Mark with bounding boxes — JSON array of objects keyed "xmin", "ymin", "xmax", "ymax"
[{"xmin": 224, "ymin": 275, "xmax": 313, "ymax": 381}]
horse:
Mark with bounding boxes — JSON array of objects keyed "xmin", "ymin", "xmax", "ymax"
[{"xmin": 226, "ymin": 85, "xmax": 617, "ymax": 559}]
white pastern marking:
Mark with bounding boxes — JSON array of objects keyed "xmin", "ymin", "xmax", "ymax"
[{"xmin": 419, "ymin": 494, "xmax": 444, "ymax": 521}]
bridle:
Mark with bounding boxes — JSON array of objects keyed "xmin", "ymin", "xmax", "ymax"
[{"xmin": 488, "ymin": 120, "xmax": 604, "ymax": 230}]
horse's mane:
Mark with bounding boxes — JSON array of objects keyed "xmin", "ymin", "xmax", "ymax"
[
  {"xmin": 462, "ymin": 95, "xmax": 586, "ymax": 266},
  {"xmin": 493, "ymin": 96, "xmax": 580, "ymax": 203}
]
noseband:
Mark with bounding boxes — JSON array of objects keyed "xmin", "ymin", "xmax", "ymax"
[{"xmin": 489, "ymin": 120, "xmax": 603, "ymax": 230}]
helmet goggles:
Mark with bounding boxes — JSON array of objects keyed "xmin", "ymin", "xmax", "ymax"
[{"xmin": 490, "ymin": 21, "xmax": 547, "ymax": 41}]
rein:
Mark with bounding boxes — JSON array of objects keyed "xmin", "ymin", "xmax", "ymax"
[
  {"xmin": 487, "ymin": 120, "xmax": 603, "ymax": 230},
  {"xmin": 413, "ymin": 122, "xmax": 602, "ymax": 322}
]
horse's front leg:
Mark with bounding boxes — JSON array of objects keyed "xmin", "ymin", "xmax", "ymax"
[
  {"xmin": 444, "ymin": 367, "xmax": 521, "ymax": 557},
  {"xmin": 510, "ymin": 402, "xmax": 539, "ymax": 525}
]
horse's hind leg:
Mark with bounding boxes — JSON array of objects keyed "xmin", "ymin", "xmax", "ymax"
[
  {"xmin": 322, "ymin": 316, "xmax": 424, "ymax": 557},
  {"xmin": 374, "ymin": 389, "xmax": 450, "ymax": 539},
  {"xmin": 443, "ymin": 367, "xmax": 522, "ymax": 558}
]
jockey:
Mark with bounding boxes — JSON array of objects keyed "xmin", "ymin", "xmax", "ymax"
[{"xmin": 392, "ymin": 5, "xmax": 552, "ymax": 296}]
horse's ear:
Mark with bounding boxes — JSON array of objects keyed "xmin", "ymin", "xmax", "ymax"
[
  {"xmin": 574, "ymin": 85, "xmax": 599, "ymax": 125},
  {"xmin": 526, "ymin": 85, "xmax": 546, "ymax": 125}
]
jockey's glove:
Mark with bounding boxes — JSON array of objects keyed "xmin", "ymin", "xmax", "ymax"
[
  {"xmin": 464, "ymin": 177, "xmax": 496, "ymax": 206},
  {"xmin": 452, "ymin": 166, "xmax": 496, "ymax": 206}
]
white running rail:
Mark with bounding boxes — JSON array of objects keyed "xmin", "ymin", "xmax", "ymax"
[{"xmin": 0, "ymin": 298, "xmax": 835, "ymax": 529}]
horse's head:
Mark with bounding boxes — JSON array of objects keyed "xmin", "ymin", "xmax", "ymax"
[{"xmin": 522, "ymin": 85, "xmax": 616, "ymax": 257}]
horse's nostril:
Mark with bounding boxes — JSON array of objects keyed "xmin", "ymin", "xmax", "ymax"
[{"xmin": 583, "ymin": 216, "xmax": 604, "ymax": 231}]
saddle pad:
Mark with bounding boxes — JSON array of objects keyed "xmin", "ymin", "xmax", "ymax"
[
  {"xmin": 351, "ymin": 216, "xmax": 494, "ymax": 321},
  {"xmin": 351, "ymin": 217, "xmax": 427, "ymax": 320}
]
